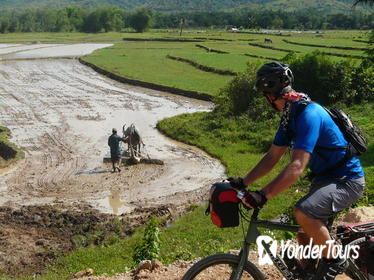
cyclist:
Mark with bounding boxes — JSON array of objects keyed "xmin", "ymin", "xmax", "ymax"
[{"xmin": 229, "ymin": 62, "xmax": 365, "ymax": 279}]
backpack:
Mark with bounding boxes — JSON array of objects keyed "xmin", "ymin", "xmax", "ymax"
[
  {"xmin": 326, "ymin": 108, "xmax": 367, "ymax": 156},
  {"xmin": 205, "ymin": 182, "xmax": 240, "ymax": 228},
  {"xmin": 292, "ymin": 102, "xmax": 367, "ymax": 177}
]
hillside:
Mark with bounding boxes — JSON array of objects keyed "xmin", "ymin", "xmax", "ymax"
[{"xmin": 0, "ymin": 0, "xmax": 369, "ymax": 13}]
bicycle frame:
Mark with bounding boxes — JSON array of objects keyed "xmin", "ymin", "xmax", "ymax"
[
  {"xmin": 230, "ymin": 209, "xmax": 300, "ymax": 280},
  {"xmin": 230, "ymin": 208, "xmax": 368, "ymax": 280}
]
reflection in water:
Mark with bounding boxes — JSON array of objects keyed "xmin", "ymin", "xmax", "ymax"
[{"xmin": 108, "ymin": 190, "xmax": 126, "ymax": 215}]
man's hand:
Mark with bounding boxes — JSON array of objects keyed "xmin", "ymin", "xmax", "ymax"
[
  {"xmin": 227, "ymin": 177, "xmax": 246, "ymax": 190},
  {"xmin": 241, "ymin": 190, "xmax": 267, "ymax": 209}
]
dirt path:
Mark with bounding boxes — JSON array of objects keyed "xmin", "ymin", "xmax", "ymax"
[{"xmin": 0, "ymin": 44, "xmax": 225, "ymax": 275}]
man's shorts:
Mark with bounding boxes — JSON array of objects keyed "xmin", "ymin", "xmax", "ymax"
[
  {"xmin": 295, "ymin": 177, "xmax": 365, "ymax": 221},
  {"xmin": 111, "ymin": 153, "xmax": 121, "ymax": 163}
]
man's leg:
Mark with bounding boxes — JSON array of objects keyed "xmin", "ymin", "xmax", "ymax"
[
  {"xmin": 296, "ymin": 230, "xmax": 312, "ymax": 267},
  {"xmin": 294, "ymin": 208, "xmax": 333, "ymax": 258},
  {"xmin": 117, "ymin": 155, "xmax": 121, "ymax": 172},
  {"xmin": 111, "ymin": 155, "xmax": 116, "ymax": 172}
]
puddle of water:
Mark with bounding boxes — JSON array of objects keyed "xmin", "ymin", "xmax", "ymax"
[{"xmin": 96, "ymin": 190, "xmax": 133, "ymax": 215}]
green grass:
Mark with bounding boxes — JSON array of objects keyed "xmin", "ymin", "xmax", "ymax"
[
  {"xmin": 168, "ymin": 53, "xmax": 249, "ymax": 73},
  {"xmin": 82, "ymin": 41, "xmax": 232, "ymax": 95},
  {"xmin": 81, "ymin": 30, "xmax": 367, "ymax": 96},
  {"xmin": 346, "ymin": 104, "xmax": 374, "ymax": 203},
  {"xmin": 15, "ymin": 201, "xmax": 296, "ymax": 280},
  {"xmin": 0, "ymin": 126, "xmax": 24, "ymax": 168},
  {"xmin": 18, "ymin": 227, "xmax": 144, "ymax": 280},
  {"xmin": 283, "ymin": 37, "xmax": 369, "ymax": 49}
]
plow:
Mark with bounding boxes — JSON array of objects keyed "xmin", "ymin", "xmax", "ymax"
[{"xmin": 103, "ymin": 123, "xmax": 163, "ymax": 165}]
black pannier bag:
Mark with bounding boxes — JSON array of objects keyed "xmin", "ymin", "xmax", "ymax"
[{"xmin": 206, "ymin": 182, "xmax": 240, "ymax": 228}]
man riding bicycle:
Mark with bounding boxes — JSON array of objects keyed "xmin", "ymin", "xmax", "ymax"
[{"xmin": 229, "ymin": 62, "xmax": 365, "ymax": 280}]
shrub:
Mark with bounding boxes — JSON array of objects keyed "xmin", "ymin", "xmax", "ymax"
[
  {"xmin": 284, "ymin": 51, "xmax": 352, "ymax": 105},
  {"xmin": 217, "ymin": 62, "xmax": 274, "ymax": 121},
  {"xmin": 218, "ymin": 52, "xmax": 372, "ymax": 121},
  {"xmin": 132, "ymin": 218, "xmax": 160, "ymax": 264},
  {"xmin": 284, "ymin": 51, "xmax": 373, "ymax": 105},
  {"xmin": 351, "ymin": 61, "xmax": 374, "ymax": 103},
  {"xmin": 129, "ymin": 8, "xmax": 153, "ymax": 33}
]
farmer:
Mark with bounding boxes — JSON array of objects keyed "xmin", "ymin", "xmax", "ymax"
[
  {"xmin": 108, "ymin": 128, "xmax": 125, "ymax": 173},
  {"xmin": 229, "ymin": 62, "xmax": 365, "ymax": 279}
]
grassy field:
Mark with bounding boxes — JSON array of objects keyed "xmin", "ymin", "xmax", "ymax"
[
  {"xmin": 83, "ymin": 41, "xmax": 233, "ymax": 95},
  {"xmin": 0, "ymin": 29, "xmax": 369, "ymax": 96},
  {"xmin": 80, "ymin": 29, "xmax": 369, "ymax": 96}
]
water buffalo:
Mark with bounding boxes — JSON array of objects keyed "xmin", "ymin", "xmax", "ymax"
[
  {"xmin": 264, "ymin": 38, "xmax": 273, "ymax": 43},
  {"xmin": 122, "ymin": 123, "xmax": 144, "ymax": 158}
]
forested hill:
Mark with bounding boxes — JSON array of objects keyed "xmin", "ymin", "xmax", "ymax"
[{"xmin": 0, "ymin": 0, "xmax": 369, "ymax": 13}]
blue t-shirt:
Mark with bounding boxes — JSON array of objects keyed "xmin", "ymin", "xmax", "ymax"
[
  {"xmin": 273, "ymin": 101, "xmax": 364, "ymax": 180},
  {"xmin": 108, "ymin": 134, "xmax": 123, "ymax": 155}
]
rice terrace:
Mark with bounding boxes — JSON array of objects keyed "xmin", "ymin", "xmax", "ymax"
[{"xmin": 0, "ymin": 2, "xmax": 373, "ymax": 279}]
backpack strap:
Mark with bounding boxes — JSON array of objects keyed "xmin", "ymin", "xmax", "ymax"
[
  {"xmin": 309, "ymin": 144, "xmax": 357, "ymax": 178},
  {"xmin": 292, "ymin": 102, "xmax": 353, "ymax": 178}
]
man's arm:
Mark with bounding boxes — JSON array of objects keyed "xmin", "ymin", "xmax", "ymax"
[
  {"xmin": 242, "ymin": 144, "xmax": 288, "ymax": 186},
  {"xmin": 261, "ymin": 149, "xmax": 310, "ymax": 199}
]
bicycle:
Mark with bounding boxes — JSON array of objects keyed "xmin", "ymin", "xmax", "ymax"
[{"xmin": 182, "ymin": 207, "xmax": 374, "ymax": 280}]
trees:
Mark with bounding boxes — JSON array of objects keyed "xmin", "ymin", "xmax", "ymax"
[
  {"xmin": 82, "ymin": 6, "xmax": 124, "ymax": 33},
  {"xmin": 129, "ymin": 8, "xmax": 153, "ymax": 33},
  {"xmin": 353, "ymin": 0, "xmax": 374, "ymax": 6},
  {"xmin": 99, "ymin": 6, "xmax": 124, "ymax": 32}
]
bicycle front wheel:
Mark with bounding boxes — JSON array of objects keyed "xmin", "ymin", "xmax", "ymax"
[{"xmin": 182, "ymin": 253, "xmax": 266, "ymax": 280}]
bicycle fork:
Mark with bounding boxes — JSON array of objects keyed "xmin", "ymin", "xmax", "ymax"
[{"xmin": 228, "ymin": 222, "xmax": 259, "ymax": 280}]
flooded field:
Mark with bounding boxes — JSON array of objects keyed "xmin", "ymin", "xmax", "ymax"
[
  {"xmin": 0, "ymin": 43, "xmax": 226, "ymax": 274},
  {"xmin": 0, "ymin": 43, "xmax": 225, "ymax": 214}
]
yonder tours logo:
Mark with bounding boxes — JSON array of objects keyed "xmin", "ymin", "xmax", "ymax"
[{"xmin": 256, "ymin": 235, "xmax": 360, "ymax": 266}]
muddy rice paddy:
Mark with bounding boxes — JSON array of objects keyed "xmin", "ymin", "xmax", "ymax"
[{"xmin": 0, "ymin": 43, "xmax": 225, "ymax": 275}]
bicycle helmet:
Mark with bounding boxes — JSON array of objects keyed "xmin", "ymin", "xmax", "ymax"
[{"xmin": 254, "ymin": 62, "xmax": 294, "ymax": 97}]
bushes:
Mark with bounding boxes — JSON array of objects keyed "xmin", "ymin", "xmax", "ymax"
[
  {"xmin": 129, "ymin": 8, "xmax": 153, "ymax": 33},
  {"xmin": 219, "ymin": 51, "xmax": 373, "ymax": 116},
  {"xmin": 350, "ymin": 61, "xmax": 374, "ymax": 103},
  {"xmin": 132, "ymin": 218, "xmax": 160, "ymax": 264},
  {"xmin": 216, "ymin": 62, "xmax": 274, "ymax": 121},
  {"xmin": 283, "ymin": 51, "xmax": 373, "ymax": 106}
]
